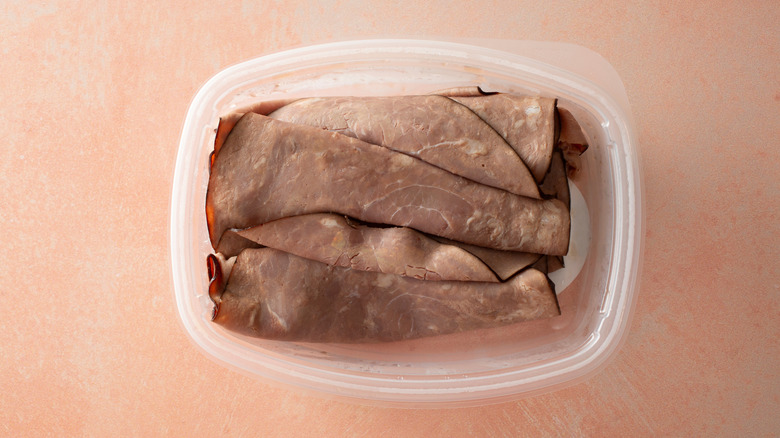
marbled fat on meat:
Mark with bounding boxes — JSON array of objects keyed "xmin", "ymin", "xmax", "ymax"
[
  {"xmin": 206, "ymin": 113, "xmax": 570, "ymax": 255},
  {"xmin": 268, "ymin": 95, "xmax": 540, "ymax": 198},
  {"xmin": 217, "ymin": 213, "xmax": 499, "ymax": 282},
  {"xmin": 211, "ymin": 248, "xmax": 560, "ymax": 343},
  {"xmin": 448, "ymin": 94, "xmax": 558, "ymax": 183}
]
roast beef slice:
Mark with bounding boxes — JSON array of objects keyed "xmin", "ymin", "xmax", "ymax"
[
  {"xmin": 209, "ymin": 248, "xmax": 560, "ymax": 343},
  {"xmin": 447, "ymin": 94, "xmax": 558, "ymax": 183},
  {"xmin": 429, "ymin": 86, "xmax": 493, "ymax": 97},
  {"xmin": 428, "ymin": 235, "xmax": 542, "ymax": 281},
  {"xmin": 206, "ymin": 113, "xmax": 570, "ymax": 254},
  {"xmin": 267, "ymin": 95, "xmax": 539, "ymax": 198},
  {"xmin": 213, "ymin": 98, "xmax": 300, "ymax": 156},
  {"xmin": 539, "ymin": 148, "xmax": 570, "ymax": 209},
  {"xmin": 556, "ymin": 107, "xmax": 590, "ymax": 177},
  {"xmin": 217, "ymin": 213, "xmax": 498, "ymax": 282}
]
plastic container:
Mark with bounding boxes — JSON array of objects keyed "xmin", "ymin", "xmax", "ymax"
[{"xmin": 170, "ymin": 39, "xmax": 643, "ymax": 407}]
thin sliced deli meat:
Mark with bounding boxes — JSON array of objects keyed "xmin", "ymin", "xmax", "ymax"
[
  {"xmin": 428, "ymin": 235, "xmax": 542, "ymax": 281},
  {"xmin": 216, "ymin": 213, "xmax": 498, "ymax": 282},
  {"xmin": 213, "ymin": 98, "xmax": 300, "ymax": 156},
  {"xmin": 214, "ymin": 229, "xmax": 261, "ymax": 258},
  {"xmin": 539, "ymin": 149, "xmax": 570, "ymax": 272},
  {"xmin": 547, "ymin": 253, "xmax": 564, "ymax": 273},
  {"xmin": 539, "ymin": 149, "xmax": 570, "ymax": 209},
  {"xmin": 558, "ymin": 107, "xmax": 588, "ymax": 146},
  {"xmin": 206, "ymin": 113, "xmax": 570, "ymax": 255},
  {"xmin": 446, "ymin": 93, "xmax": 558, "ymax": 183},
  {"xmin": 556, "ymin": 107, "xmax": 589, "ymax": 177},
  {"xmin": 429, "ymin": 86, "xmax": 494, "ymax": 97},
  {"xmin": 208, "ymin": 248, "xmax": 560, "ymax": 343},
  {"xmin": 530, "ymin": 254, "xmax": 549, "ymax": 274},
  {"xmin": 267, "ymin": 95, "xmax": 540, "ymax": 198}
]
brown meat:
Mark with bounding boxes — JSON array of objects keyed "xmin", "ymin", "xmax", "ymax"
[
  {"xmin": 428, "ymin": 235, "xmax": 542, "ymax": 281},
  {"xmin": 558, "ymin": 107, "xmax": 588, "ymax": 146},
  {"xmin": 214, "ymin": 229, "xmax": 261, "ymax": 258},
  {"xmin": 213, "ymin": 98, "xmax": 299, "ymax": 156},
  {"xmin": 206, "ymin": 113, "xmax": 570, "ymax": 254},
  {"xmin": 539, "ymin": 149, "xmax": 570, "ymax": 209},
  {"xmin": 267, "ymin": 95, "xmax": 540, "ymax": 198},
  {"xmin": 530, "ymin": 254, "xmax": 549, "ymax": 274},
  {"xmin": 429, "ymin": 86, "xmax": 492, "ymax": 97},
  {"xmin": 441, "ymin": 92, "xmax": 558, "ymax": 183},
  {"xmin": 557, "ymin": 107, "xmax": 589, "ymax": 177},
  {"xmin": 208, "ymin": 248, "xmax": 560, "ymax": 343},
  {"xmin": 539, "ymin": 149, "xmax": 570, "ymax": 273},
  {"xmin": 547, "ymin": 254, "xmax": 565, "ymax": 274},
  {"xmin": 217, "ymin": 213, "xmax": 498, "ymax": 282}
]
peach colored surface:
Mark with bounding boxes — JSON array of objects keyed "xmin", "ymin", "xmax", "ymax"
[{"xmin": 2, "ymin": 1, "xmax": 778, "ymax": 436}]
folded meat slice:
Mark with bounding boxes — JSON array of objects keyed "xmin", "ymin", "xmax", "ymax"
[
  {"xmin": 428, "ymin": 235, "xmax": 542, "ymax": 281},
  {"xmin": 213, "ymin": 98, "xmax": 299, "ymax": 156},
  {"xmin": 206, "ymin": 113, "xmax": 570, "ymax": 255},
  {"xmin": 432, "ymin": 87, "xmax": 557, "ymax": 183},
  {"xmin": 547, "ymin": 253, "xmax": 564, "ymax": 274},
  {"xmin": 530, "ymin": 254, "xmax": 549, "ymax": 274},
  {"xmin": 267, "ymin": 95, "xmax": 540, "ymax": 198},
  {"xmin": 539, "ymin": 149, "xmax": 571, "ymax": 273},
  {"xmin": 558, "ymin": 107, "xmax": 588, "ymax": 147},
  {"xmin": 216, "ymin": 213, "xmax": 498, "ymax": 282},
  {"xmin": 430, "ymin": 86, "xmax": 495, "ymax": 97},
  {"xmin": 450, "ymin": 94, "xmax": 557, "ymax": 183},
  {"xmin": 557, "ymin": 107, "xmax": 590, "ymax": 177},
  {"xmin": 208, "ymin": 248, "xmax": 560, "ymax": 343},
  {"xmin": 539, "ymin": 149, "xmax": 570, "ymax": 209}
]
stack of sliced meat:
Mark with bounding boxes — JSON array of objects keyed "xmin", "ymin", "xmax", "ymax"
[{"xmin": 205, "ymin": 87, "xmax": 588, "ymax": 343}]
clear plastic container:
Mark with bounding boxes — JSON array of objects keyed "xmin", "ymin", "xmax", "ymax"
[{"xmin": 170, "ymin": 39, "xmax": 643, "ymax": 407}]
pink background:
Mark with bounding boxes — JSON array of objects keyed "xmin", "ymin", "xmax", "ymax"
[{"xmin": 2, "ymin": 1, "xmax": 778, "ymax": 436}]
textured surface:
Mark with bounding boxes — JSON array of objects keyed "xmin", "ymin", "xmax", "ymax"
[
  {"xmin": 268, "ymin": 95, "xmax": 543, "ymax": 197},
  {"xmin": 212, "ymin": 248, "xmax": 557, "ymax": 342},
  {"xmin": 224, "ymin": 214, "xmax": 500, "ymax": 282},
  {"xmin": 1, "ymin": 1, "xmax": 778, "ymax": 436},
  {"xmin": 207, "ymin": 113, "xmax": 570, "ymax": 253}
]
